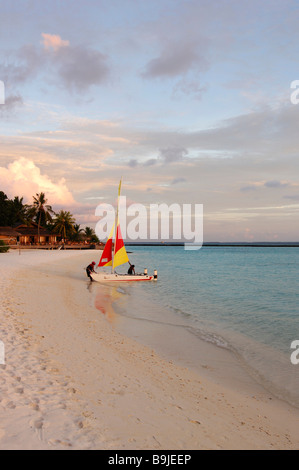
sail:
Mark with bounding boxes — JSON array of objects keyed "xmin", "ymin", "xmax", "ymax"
[
  {"xmin": 98, "ymin": 223, "xmax": 114, "ymax": 267},
  {"xmin": 113, "ymin": 222, "xmax": 129, "ymax": 269},
  {"xmin": 98, "ymin": 178, "xmax": 129, "ymax": 271},
  {"xmin": 112, "ymin": 177, "xmax": 129, "ymax": 269}
]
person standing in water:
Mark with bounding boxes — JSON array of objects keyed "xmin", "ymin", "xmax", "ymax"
[{"xmin": 128, "ymin": 261, "xmax": 135, "ymax": 275}]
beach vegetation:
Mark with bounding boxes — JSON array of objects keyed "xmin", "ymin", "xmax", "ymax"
[
  {"xmin": 0, "ymin": 192, "xmax": 11, "ymax": 226},
  {"xmin": 0, "ymin": 192, "xmax": 31, "ymax": 227},
  {"xmin": 0, "ymin": 239, "xmax": 9, "ymax": 253},
  {"xmin": 52, "ymin": 210, "xmax": 76, "ymax": 240},
  {"xmin": 10, "ymin": 196, "xmax": 30, "ymax": 226},
  {"xmin": 0, "ymin": 191, "xmax": 100, "ymax": 246},
  {"xmin": 84, "ymin": 226, "xmax": 100, "ymax": 243},
  {"xmin": 69, "ymin": 224, "xmax": 84, "ymax": 242},
  {"xmin": 0, "ymin": 191, "xmax": 31, "ymax": 227},
  {"xmin": 27, "ymin": 193, "xmax": 55, "ymax": 243}
]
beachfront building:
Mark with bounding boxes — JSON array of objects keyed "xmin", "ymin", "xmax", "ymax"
[
  {"xmin": 15, "ymin": 222, "xmax": 58, "ymax": 245},
  {"xmin": 0, "ymin": 227, "xmax": 22, "ymax": 245}
]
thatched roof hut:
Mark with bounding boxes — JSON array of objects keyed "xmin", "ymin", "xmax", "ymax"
[
  {"xmin": 0, "ymin": 227, "xmax": 22, "ymax": 243},
  {"xmin": 15, "ymin": 223, "xmax": 58, "ymax": 245}
]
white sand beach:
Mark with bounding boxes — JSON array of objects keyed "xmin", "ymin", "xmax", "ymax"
[{"xmin": 1, "ymin": 249, "xmax": 299, "ymax": 450}]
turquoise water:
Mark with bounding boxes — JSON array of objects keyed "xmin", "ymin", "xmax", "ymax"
[{"xmin": 113, "ymin": 246, "xmax": 299, "ymax": 406}]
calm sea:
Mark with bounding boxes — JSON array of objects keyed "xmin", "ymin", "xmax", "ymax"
[{"xmin": 111, "ymin": 245, "xmax": 299, "ymax": 407}]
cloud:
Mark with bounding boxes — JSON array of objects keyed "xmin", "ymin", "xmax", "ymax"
[
  {"xmin": 41, "ymin": 33, "xmax": 70, "ymax": 51},
  {"xmin": 144, "ymin": 158, "xmax": 157, "ymax": 167},
  {"xmin": 127, "ymin": 159, "xmax": 138, "ymax": 167},
  {"xmin": 171, "ymin": 177, "xmax": 186, "ymax": 185},
  {"xmin": 241, "ymin": 180, "xmax": 292, "ymax": 192},
  {"xmin": 0, "ymin": 93, "xmax": 23, "ymax": 115},
  {"xmin": 0, "ymin": 34, "xmax": 110, "ymax": 99},
  {"xmin": 129, "ymin": 147, "xmax": 189, "ymax": 167},
  {"xmin": 264, "ymin": 180, "xmax": 289, "ymax": 188},
  {"xmin": 159, "ymin": 147, "xmax": 188, "ymax": 164},
  {"xmin": 42, "ymin": 34, "xmax": 110, "ymax": 92},
  {"xmin": 172, "ymin": 79, "xmax": 207, "ymax": 100},
  {"xmin": 137, "ymin": 103, "xmax": 299, "ymax": 156},
  {"xmin": 0, "ymin": 158, "xmax": 76, "ymax": 206},
  {"xmin": 0, "ymin": 44, "xmax": 45, "ymax": 111},
  {"xmin": 142, "ymin": 41, "xmax": 206, "ymax": 79},
  {"xmin": 284, "ymin": 195, "xmax": 299, "ymax": 200},
  {"xmin": 240, "ymin": 185, "xmax": 257, "ymax": 192},
  {"xmin": 0, "ymin": 44, "xmax": 42, "ymax": 87}
]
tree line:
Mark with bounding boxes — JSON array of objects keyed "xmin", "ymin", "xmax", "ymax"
[{"xmin": 0, "ymin": 191, "xmax": 99, "ymax": 243}]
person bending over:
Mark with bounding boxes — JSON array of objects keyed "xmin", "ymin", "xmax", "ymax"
[{"xmin": 86, "ymin": 261, "xmax": 96, "ymax": 281}]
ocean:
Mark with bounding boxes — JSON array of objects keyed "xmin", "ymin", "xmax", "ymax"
[{"xmin": 94, "ymin": 245, "xmax": 299, "ymax": 407}]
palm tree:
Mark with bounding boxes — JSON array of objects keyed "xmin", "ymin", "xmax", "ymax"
[
  {"xmin": 52, "ymin": 210, "xmax": 75, "ymax": 241},
  {"xmin": 84, "ymin": 226, "xmax": 100, "ymax": 244},
  {"xmin": 70, "ymin": 224, "xmax": 84, "ymax": 242},
  {"xmin": 28, "ymin": 193, "xmax": 54, "ymax": 243},
  {"xmin": 9, "ymin": 196, "xmax": 30, "ymax": 226},
  {"xmin": 84, "ymin": 226, "xmax": 94, "ymax": 241}
]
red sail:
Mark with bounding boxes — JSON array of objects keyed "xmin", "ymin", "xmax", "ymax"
[{"xmin": 98, "ymin": 224, "xmax": 114, "ymax": 267}]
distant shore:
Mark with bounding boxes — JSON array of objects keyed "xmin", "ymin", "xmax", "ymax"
[
  {"xmin": 126, "ymin": 242, "xmax": 299, "ymax": 247},
  {"xmin": 5, "ymin": 242, "xmax": 299, "ymax": 250},
  {"xmin": 3, "ymin": 243, "xmax": 103, "ymax": 251}
]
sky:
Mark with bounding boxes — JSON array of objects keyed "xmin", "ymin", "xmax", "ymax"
[{"xmin": 0, "ymin": 0, "xmax": 299, "ymax": 242}]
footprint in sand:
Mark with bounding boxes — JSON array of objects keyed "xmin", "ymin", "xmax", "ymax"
[
  {"xmin": 6, "ymin": 401, "xmax": 16, "ymax": 409},
  {"xmin": 30, "ymin": 418, "xmax": 44, "ymax": 441}
]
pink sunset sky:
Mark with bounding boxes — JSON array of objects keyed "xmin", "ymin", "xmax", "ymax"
[{"xmin": 1, "ymin": 1, "xmax": 299, "ymax": 241}]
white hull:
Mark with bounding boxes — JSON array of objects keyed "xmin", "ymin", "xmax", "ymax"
[{"xmin": 91, "ymin": 272, "xmax": 155, "ymax": 283}]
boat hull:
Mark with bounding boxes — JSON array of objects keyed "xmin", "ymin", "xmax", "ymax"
[{"xmin": 91, "ymin": 272, "xmax": 154, "ymax": 282}]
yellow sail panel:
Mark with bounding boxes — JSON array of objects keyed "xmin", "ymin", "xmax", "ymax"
[
  {"xmin": 113, "ymin": 245, "xmax": 129, "ymax": 269},
  {"xmin": 113, "ymin": 224, "xmax": 129, "ymax": 269}
]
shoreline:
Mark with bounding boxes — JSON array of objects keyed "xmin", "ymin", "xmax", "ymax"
[
  {"xmin": 112, "ymin": 290, "xmax": 299, "ymax": 409},
  {"xmin": 1, "ymin": 250, "xmax": 299, "ymax": 449}
]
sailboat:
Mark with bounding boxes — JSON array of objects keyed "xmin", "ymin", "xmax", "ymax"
[{"xmin": 91, "ymin": 180, "xmax": 157, "ymax": 283}]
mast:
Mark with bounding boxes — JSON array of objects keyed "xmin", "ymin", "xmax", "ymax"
[
  {"xmin": 112, "ymin": 178, "xmax": 122, "ymax": 273},
  {"xmin": 112, "ymin": 178, "xmax": 129, "ymax": 272}
]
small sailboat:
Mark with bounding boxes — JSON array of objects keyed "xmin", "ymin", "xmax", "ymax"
[{"xmin": 91, "ymin": 180, "xmax": 157, "ymax": 283}]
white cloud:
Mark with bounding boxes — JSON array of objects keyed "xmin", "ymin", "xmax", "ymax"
[{"xmin": 0, "ymin": 158, "xmax": 76, "ymax": 206}]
